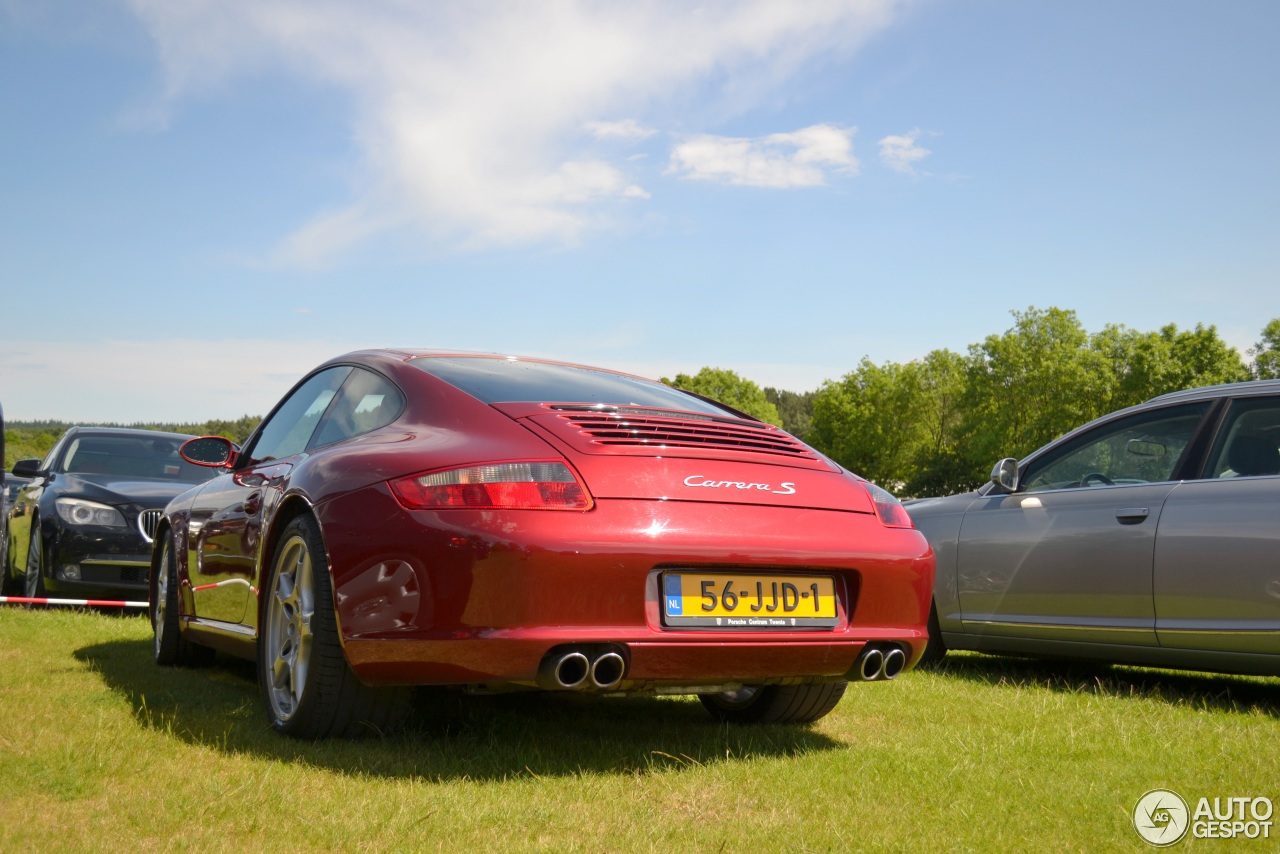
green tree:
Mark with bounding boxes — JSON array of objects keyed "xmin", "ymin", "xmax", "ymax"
[
  {"xmin": 808, "ymin": 350, "xmax": 968, "ymax": 495},
  {"xmin": 1093, "ymin": 322, "xmax": 1249, "ymax": 410},
  {"xmin": 960, "ymin": 307, "xmax": 1112, "ymax": 471},
  {"xmin": 4, "ymin": 428, "xmax": 63, "ymax": 471},
  {"xmin": 763, "ymin": 387, "xmax": 815, "ymax": 440},
  {"xmin": 664, "ymin": 368, "xmax": 782, "ymax": 426},
  {"xmin": 902, "ymin": 349, "xmax": 970, "ymax": 497},
  {"xmin": 1249, "ymin": 318, "xmax": 1280, "ymax": 379},
  {"xmin": 1164, "ymin": 323, "xmax": 1250, "ymax": 389},
  {"xmin": 809, "ymin": 358, "xmax": 920, "ymax": 488}
]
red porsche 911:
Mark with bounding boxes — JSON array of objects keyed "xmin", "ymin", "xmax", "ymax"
[{"xmin": 151, "ymin": 350, "xmax": 933, "ymax": 737}]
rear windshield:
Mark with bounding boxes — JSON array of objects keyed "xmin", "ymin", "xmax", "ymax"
[{"xmin": 409, "ymin": 357, "xmax": 736, "ymax": 416}]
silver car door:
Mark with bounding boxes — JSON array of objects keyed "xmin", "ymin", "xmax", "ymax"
[
  {"xmin": 956, "ymin": 401, "xmax": 1212, "ymax": 646},
  {"xmin": 956, "ymin": 483, "xmax": 1175, "ymax": 645},
  {"xmin": 1155, "ymin": 396, "xmax": 1280, "ymax": 654}
]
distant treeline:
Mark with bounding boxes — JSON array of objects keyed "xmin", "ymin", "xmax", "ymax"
[
  {"xmin": 672, "ymin": 307, "xmax": 1280, "ymax": 497},
  {"xmin": 8, "ymin": 307, "xmax": 1279, "ymax": 495}
]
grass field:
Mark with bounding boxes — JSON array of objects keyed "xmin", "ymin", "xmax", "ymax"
[{"xmin": 2, "ymin": 606, "xmax": 1278, "ymax": 852}]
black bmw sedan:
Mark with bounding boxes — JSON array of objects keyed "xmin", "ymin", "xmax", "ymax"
[{"xmin": 4, "ymin": 427, "xmax": 221, "ymax": 599}]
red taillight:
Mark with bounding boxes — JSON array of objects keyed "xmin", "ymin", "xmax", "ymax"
[
  {"xmin": 390, "ymin": 461, "xmax": 593, "ymax": 511},
  {"xmin": 862, "ymin": 482, "xmax": 914, "ymax": 528}
]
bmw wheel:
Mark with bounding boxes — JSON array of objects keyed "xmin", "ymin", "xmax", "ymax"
[
  {"xmin": 152, "ymin": 530, "xmax": 213, "ymax": 666},
  {"xmin": 259, "ymin": 515, "xmax": 409, "ymax": 738},
  {"xmin": 699, "ymin": 681, "xmax": 847, "ymax": 724},
  {"xmin": 24, "ymin": 526, "xmax": 46, "ymax": 599}
]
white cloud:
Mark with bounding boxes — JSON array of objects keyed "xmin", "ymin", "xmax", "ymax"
[
  {"xmin": 123, "ymin": 0, "xmax": 901, "ymax": 261},
  {"xmin": 668, "ymin": 124, "xmax": 858, "ymax": 188},
  {"xmin": 584, "ymin": 119, "xmax": 656, "ymax": 141},
  {"xmin": 879, "ymin": 128, "xmax": 931, "ymax": 175}
]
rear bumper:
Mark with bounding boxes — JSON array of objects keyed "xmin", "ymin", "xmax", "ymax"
[
  {"xmin": 318, "ymin": 486, "xmax": 934, "ymax": 688},
  {"xmin": 345, "ymin": 632, "xmax": 926, "ymax": 689}
]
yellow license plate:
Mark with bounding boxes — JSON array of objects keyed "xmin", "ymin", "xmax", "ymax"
[{"xmin": 662, "ymin": 572, "xmax": 838, "ymax": 629}]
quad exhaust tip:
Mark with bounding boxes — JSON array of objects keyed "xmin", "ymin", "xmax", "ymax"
[
  {"xmin": 538, "ymin": 646, "xmax": 628, "ymax": 692},
  {"xmin": 590, "ymin": 651, "xmax": 626, "ymax": 691},
  {"xmin": 853, "ymin": 644, "xmax": 907, "ymax": 681},
  {"xmin": 882, "ymin": 647, "xmax": 907, "ymax": 680},
  {"xmin": 550, "ymin": 650, "xmax": 588, "ymax": 691},
  {"xmin": 858, "ymin": 648, "xmax": 885, "ymax": 681}
]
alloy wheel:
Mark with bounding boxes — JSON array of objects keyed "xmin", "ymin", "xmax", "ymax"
[{"xmin": 264, "ymin": 534, "xmax": 316, "ymax": 722}]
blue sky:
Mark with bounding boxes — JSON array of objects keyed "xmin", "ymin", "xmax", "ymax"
[{"xmin": 3, "ymin": 0, "xmax": 1278, "ymax": 423}]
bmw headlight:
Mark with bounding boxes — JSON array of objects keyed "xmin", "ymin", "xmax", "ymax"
[{"xmin": 55, "ymin": 498, "xmax": 127, "ymax": 528}]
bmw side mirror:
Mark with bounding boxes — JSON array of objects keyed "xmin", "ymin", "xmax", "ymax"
[
  {"xmin": 180, "ymin": 436, "xmax": 237, "ymax": 468},
  {"xmin": 989, "ymin": 458, "xmax": 1020, "ymax": 494},
  {"xmin": 12, "ymin": 459, "xmax": 43, "ymax": 479}
]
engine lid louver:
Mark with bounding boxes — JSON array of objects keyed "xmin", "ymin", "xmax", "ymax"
[
  {"xmin": 517, "ymin": 404, "xmax": 832, "ymax": 470},
  {"xmin": 558, "ymin": 411, "xmax": 812, "ymax": 458}
]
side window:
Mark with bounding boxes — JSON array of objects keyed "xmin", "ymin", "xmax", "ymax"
[
  {"xmin": 1022, "ymin": 402, "xmax": 1211, "ymax": 493},
  {"xmin": 1204, "ymin": 397, "xmax": 1280, "ymax": 478},
  {"xmin": 247, "ymin": 367, "xmax": 352, "ymax": 463},
  {"xmin": 310, "ymin": 368, "xmax": 405, "ymax": 449}
]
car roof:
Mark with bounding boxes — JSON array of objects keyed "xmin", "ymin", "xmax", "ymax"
[
  {"xmin": 337, "ymin": 348, "xmax": 662, "ymax": 383},
  {"xmin": 1145, "ymin": 379, "xmax": 1280, "ymax": 405},
  {"xmin": 62, "ymin": 426, "xmax": 198, "ymax": 442}
]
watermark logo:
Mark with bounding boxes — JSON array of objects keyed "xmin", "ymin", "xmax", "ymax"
[
  {"xmin": 1133, "ymin": 789, "xmax": 1190, "ymax": 847},
  {"xmin": 1133, "ymin": 790, "xmax": 1275, "ymax": 845}
]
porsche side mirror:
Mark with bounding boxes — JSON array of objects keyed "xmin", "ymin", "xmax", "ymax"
[
  {"xmin": 989, "ymin": 458, "xmax": 1020, "ymax": 494},
  {"xmin": 180, "ymin": 436, "xmax": 238, "ymax": 468}
]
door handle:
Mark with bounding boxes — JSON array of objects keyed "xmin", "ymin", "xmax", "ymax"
[
  {"xmin": 243, "ymin": 491, "xmax": 262, "ymax": 515},
  {"xmin": 1115, "ymin": 507, "xmax": 1149, "ymax": 524}
]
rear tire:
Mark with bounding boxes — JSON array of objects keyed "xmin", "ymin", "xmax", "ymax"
[
  {"xmin": 699, "ymin": 681, "xmax": 847, "ymax": 724},
  {"xmin": 152, "ymin": 531, "xmax": 214, "ymax": 667},
  {"xmin": 259, "ymin": 515, "xmax": 410, "ymax": 738}
]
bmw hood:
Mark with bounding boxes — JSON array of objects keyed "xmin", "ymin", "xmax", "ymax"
[{"xmin": 57, "ymin": 474, "xmax": 207, "ymax": 506}]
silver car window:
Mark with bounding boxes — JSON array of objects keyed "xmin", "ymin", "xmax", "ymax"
[
  {"xmin": 1204, "ymin": 397, "xmax": 1280, "ymax": 478},
  {"xmin": 1022, "ymin": 402, "xmax": 1210, "ymax": 493}
]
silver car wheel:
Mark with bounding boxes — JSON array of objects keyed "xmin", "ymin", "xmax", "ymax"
[{"xmin": 264, "ymin": 533, "xmax": 316, "ymax": 723}]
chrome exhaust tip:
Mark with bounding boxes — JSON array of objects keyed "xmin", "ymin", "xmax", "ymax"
[
  {"xmin": 555, "ymin": 651, "xmax": 590, "ymax": 689},
  {"xmin": 881, "ymin": 647, "xmax": 907, "ymax": 680},
  {"xmin": 857, "ymin": 647, "xmax": 885, "ymax": 681},
  {"xmin": 537, "ymin": 650, "xmax": 591, "ymax": 690},
  {"xmin": 590, "ymin": 651, "xmax": 626, "ymax": 690}
]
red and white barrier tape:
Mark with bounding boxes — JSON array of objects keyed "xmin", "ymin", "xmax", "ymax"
[{"xmin": 0, "ymin": 596, "xmax": 148, "ymax": 608}]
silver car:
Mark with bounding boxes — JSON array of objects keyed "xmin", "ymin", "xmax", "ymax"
[{"xmin": 907, "ymin": 379, "xmax": 1280, "ymax": 676}]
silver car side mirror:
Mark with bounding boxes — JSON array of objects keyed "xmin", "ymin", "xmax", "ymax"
[{"xmin": 990, "ymin": 458, "xmax": 1020, "ymax": 494}]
